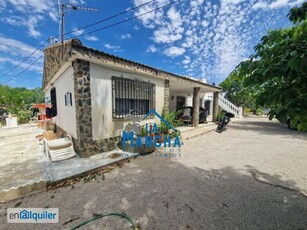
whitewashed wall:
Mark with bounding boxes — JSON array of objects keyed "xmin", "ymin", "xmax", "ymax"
[
  {"xmin": 90, "ymin": 64, "xmax": 165, "ymax": 140},
  {"xmin": 169, "ymin": 92, "xmax": 213, "ymax": 114},
  {"xmin": 169, "ymin": 92, "xmax": 192, "ymax": 111},
  {"xmin": 44, "ymin": 66, "xmax": 77, "ymax": 138}
]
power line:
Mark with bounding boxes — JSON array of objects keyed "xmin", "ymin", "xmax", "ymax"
[
  {"xmin": 0, "ymin": 39, "xmax": 48, "ymax": 79},
  {"xmin": 2, "ymin": 0, "xmax": 185, "ymax": 84},
  {"xmin": 69, "ymin": 0, "xmax": 184, "ymax": 39},
  {"xmin": 3, "ymin": 54, "xmax": 44, "ymax": 84},
  {"xmin": 64, "ymin": 0, "xmax": 156, "ymax": 36},
  {"xmin": 0, "ymin": 0, "xmax": 157, "ymax": 82}
]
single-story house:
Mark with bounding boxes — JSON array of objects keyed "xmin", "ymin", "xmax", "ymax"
[{"xmin": 43, "ymin": 39, "xmax": 221, "ymax": 157}]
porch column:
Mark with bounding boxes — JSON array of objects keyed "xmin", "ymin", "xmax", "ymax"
[
  {"xmin": 192, "ymin": 87, "xmax": 200, "ymax": 127},
  {"xmin": 163, "ymin": 80, "xmax": 170, "ymax": 114},
  {"xmin": 212, "ymin": 92, "xmax": 219, "ymax": 122}
]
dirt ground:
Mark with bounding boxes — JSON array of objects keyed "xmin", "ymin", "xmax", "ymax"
[{"xmin": 0, "ymin": 117, "xmax": 306, "ymax": 229}]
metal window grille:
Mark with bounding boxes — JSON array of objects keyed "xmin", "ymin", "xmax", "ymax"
[{"xmin": 112, "ymin": 76, "xmax": 155, "ymax": 118}]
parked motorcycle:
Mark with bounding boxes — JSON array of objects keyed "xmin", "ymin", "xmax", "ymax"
[{"xmin": 216, "ymin": 111, "xmax": 235, "ymax": 133}]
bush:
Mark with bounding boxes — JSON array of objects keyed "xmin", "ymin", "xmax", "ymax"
[
  {"xmin": 216, "ymin": 110, "xmax": 224, "ymax": 121},
  {"xmin": 158, "ymin": 110, "xmax": 183, "ymax": 134}
]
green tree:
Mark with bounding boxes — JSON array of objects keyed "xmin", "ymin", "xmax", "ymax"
[
  {"xmin": 233, "ymin": 3, "xmax": 307, "ymax": 131},
  {"xmin": 219, "ymin": 71, "xmax": 258, "ymax": 110},
  {"xmin": 0, "ymin": 84, "xmax": 44, "ymax": 123}
]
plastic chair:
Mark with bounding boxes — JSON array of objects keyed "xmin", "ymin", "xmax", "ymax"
[{"xmin": 44, "ymin": 134, "xmax": 76, "ymax": 162}]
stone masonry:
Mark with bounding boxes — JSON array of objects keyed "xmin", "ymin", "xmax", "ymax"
[
  {"xmin": 43, "ymin": 41, "xmax": 77, "ymax": 89},
  {"xmin": 192, "ymin": 87, "xmax": 200, "ymax": 127},
  {"xmin": 72, "ymin": 59, "xmax": 119, "ymax": 157},
  {"xmin": 164, "ymin": 80, "xmax": 170, "ymax": 114}
]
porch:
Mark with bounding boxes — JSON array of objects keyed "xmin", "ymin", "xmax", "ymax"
[{"xmin": 164, "ymin": 78, "xmax": 221, "ymax": 128}]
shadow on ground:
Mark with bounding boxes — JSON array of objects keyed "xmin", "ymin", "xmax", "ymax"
[
  {"xmin": 231, "ymin": 118, "xmax": 307, "ymax": 140},
  {"xmin": 0, "ymin": 154, "xmax": 306, "ymax": 230}
]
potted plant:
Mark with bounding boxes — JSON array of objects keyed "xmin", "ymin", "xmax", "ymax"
[{"xmin": 157, "ymin": 110, "xmax": 183, "ymax": 143}]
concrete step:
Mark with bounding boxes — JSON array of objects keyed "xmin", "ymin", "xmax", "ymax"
[{"xmin": 177, "ymin": 122, "xmax": 217, "ymax": 140}]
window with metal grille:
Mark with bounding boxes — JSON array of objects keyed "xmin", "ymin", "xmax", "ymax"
[{"xmin": 112, "ymin": 76, "xmax": 155, "ymax": 118}]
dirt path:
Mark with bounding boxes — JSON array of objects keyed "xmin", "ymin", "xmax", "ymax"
[{"xmin": 0, "ymin": 117, "xmax": 306, "ymax": 229}]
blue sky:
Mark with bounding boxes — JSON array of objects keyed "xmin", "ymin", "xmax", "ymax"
[{"xmin": 0, "ymin": 0, "xmax": 303, "ymax": 89}]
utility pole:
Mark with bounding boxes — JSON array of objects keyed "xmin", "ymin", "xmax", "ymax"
[{"xmin": 58, "ymin": 0, "xmax": 98, "ymax": 59}]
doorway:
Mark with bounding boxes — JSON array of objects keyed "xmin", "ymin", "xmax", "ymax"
[{"xmin": 176, "ymin": 96, "xmax": 186, "ymax": 109}]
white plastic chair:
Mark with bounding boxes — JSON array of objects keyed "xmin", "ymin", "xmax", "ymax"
[{"xmin": 45, "ymin": 134, "xmax": 76, "ymax": 162}]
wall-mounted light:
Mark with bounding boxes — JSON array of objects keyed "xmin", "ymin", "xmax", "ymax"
[{"xmin": 171, "ymin": 95, "xmax": 174, "ymax": 100}]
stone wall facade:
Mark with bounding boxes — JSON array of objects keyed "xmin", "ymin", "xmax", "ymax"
[
  {"xmin": 43, "ymin": 41, "xmax": 79, "ymax": 89},
  {"xmin": 72, "ymin": 59, "xmax": 119, "ymax": 157},
  {"xmin": 192, "ymin": 87, "xmax": 200, "ymax": 127},
  {"xmin": 164, "ymin": 80, "xmax": 170, "ymax": 114},
  {"xmin": 212, "ymin": 92, "xmax": 220, "ymax": 122}
]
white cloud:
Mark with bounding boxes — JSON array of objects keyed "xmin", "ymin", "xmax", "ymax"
[
  {"xmin": 0, "ymin": 56, "xmax": 43, "ymax": 73},
  {"xmin": 182, "ymin": 56, "xmax": 190, "ymax": 64},
  {"xmin": 147, "ymin": 45, "xmax": 157, "ymax": 53},
  {"xmin": 104, "ymin": 43, "xmax": 123, "ymax": 52},
  {"xmin": 152, "ymin": 6, "xmax": 183, "ymax": 44},
  {"xmin": 164, "ymin": 46, "xmax": 185, "ymax": 57},
  {"xmin": 71, "ymin": 27, "xmax": 85, "ymax": 36},
  {"xmin": 0, "ymin": 36, "xmax": 44, "ymax": 75},
  {"xmin": 48, "ymin": 11, "xmax": 58, "ymax": 22},
  {"xmin": 252, "ymin": 0, "xmax": 302, "ymax": 10},
  {"xmin": 167, "ymin": 6, "xmax": 181, "ymax": 22},
  {"xmin": 153, "ymin": 27, "xmax": 183, "ymax": 43},
  {"xmin": 119, "ymin": 33, "xmax": 131, "ymax": 40},
  {"xmin": 269, "ymin": 0, "xmax": 289, "ymax": 9},
  {"xmin": 0, "ymin": 0, "xmax": 58, "ymax": 37},
  {"xmin": 85, "ymin": 35, "xmax": 99, "ymax": 41},
  {"xmin": 133, "ymin": 0, "xmax": 170, "ymax": 28},
  {"xmin": 134, "ymin": 25, "xmax": 140, "ymax": 30},
  {"xmin": 2, "ymin": 14, "xmax": 44, "ymax": 38},
  {"xmin": 6, "ymin": 0, "xmax": 52, "ymax": 13},
  {"xmin": 0, "ymin": 36, "xmax": 43, "ymax": 58},
  {"xmin": 132, "ymin": 0, "xmax": 296, "ymax": 82},
  {"xmin": 252, "ymin": 1, "xmax": 269, "ymax": 10}
]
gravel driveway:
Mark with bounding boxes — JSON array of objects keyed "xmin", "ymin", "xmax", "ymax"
[{"xmin": 1, "ymin": 117, "xmax": 306, "ymax": 229}]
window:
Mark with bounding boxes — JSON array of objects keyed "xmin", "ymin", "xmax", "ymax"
[
  {"xmin": 65, "ymin": 92, "xmax": 72, "ymax": 106},
  {"xmin": 112, "ymin": 76, "xmax": 155, "ymax": 118}
]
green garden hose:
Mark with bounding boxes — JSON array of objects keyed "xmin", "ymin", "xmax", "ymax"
[{"xmin": 70, "ymin": 212, "xmax": 138, "ymax": 230}]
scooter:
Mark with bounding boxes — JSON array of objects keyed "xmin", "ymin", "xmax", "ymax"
[{"xmin": 216, "ymin": 111, "xmax": 235, "ymax": 133}]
